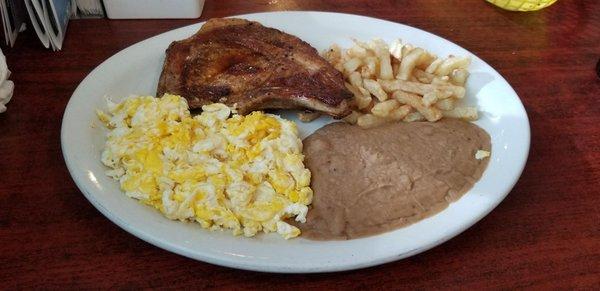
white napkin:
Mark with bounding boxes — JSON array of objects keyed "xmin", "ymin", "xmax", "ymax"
[{"xmin": 0, "ymin": 48, "xmax": 14, "ymax": 113}]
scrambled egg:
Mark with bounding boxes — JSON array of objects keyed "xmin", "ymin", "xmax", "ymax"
[{"xmin": 97, "ymin": 94, "xmax": 313, "ymax": 239}]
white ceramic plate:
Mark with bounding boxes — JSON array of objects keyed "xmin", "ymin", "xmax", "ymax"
[{"xmin": 61, "ymin": 11, "xmax": 530, "ymax": 273}]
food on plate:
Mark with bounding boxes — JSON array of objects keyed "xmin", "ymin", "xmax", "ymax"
[
  {"xmin": 157, "ymin": 18, "xmax": 352, "ymax": 118},
  {"xmin": 97, "ymin": 22, "xmax": 495, "ymax": 241},
  {"xmin": 323, "ymin": 39, "xmax": 477, "ymax": 128},
  {"xmin": 297, "ymin": 110, "xmax": 322, "ymax": 122},
  {"xmin": 97, "ymin": 94, "xmax": 313, "ymax": 239},
  {"xmin": 475, "ymin": 150, "xmax": 491, "ymax": 160},
  {"xmin": 298, "ymin": 119, "xmax": 491, "ymax": 240}
]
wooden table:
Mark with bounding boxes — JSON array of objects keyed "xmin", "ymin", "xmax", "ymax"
[{"xmin": 1, "ymin": 0, "xmax": 598, "ymax": 289}]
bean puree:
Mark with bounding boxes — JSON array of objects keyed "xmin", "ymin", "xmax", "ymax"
[{"xmin": 299, "ymin": 119, "xmax": 491, "ymax": 240}]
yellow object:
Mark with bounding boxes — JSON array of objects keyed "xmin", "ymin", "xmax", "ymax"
[
  {"xmin": 487, "ymin": 0, "xmax": 557, "ymax": 11},
  {"xmin": 97, "ymin": 94, "xmax": 312, "ymax": 239}
]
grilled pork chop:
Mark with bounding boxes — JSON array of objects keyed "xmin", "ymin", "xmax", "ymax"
[{"xmin": 157, "ymin": 18, "xmax": 352, "ymax": 118}]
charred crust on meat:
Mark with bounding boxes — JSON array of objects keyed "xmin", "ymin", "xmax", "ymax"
[
  {"xmin": 187, "ymin": 85, "xmax": 231, "ymax": 102},
  {"xmin": 226, "ymin": 63, "xmax": 261, "ymax": 75},
  {"xmin": 157, "ymin": 18, "xmax": 352, "ymax": 118}
]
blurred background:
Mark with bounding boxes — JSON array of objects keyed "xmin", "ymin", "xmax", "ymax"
[{"xmin": 0, "ymin": 0, "xmax": 563, "ymax": 50}]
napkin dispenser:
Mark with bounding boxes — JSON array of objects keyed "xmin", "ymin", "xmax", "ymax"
[{"xmin": 103, "ymin": 0, "xmax": 204, "ymax": 19}]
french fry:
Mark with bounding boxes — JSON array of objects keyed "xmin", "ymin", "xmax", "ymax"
[
  {"xmin": 416, "ymin": 52, "xmax": 436, "ymax": 70},
  {"xmin": 370, "ymin": 39, "xmax": 394, "ymax": 80},
  {"xmin": 327, "ymin": 38, "xmax": 477, "ymax": 126},
  {"xmin": 379, "ymin": 79, "xmax": 422, "ymax": 93},
  {"xmin": 323, "ymin": 44, "xmax": 342, "ymax": 65},
  {"xmin": 432, "ymin": 75, "xmax": 450, "ymax": 85},
  {"xmin": 413, "ymin": 69, "xmax": 434, "ymax": 84},
  {"xmin": 345, "ymin": 82, "xmax": 372, "ymax": 110},
  {"xmin": 361, "ymin": 56, "xmax": 378, "ymax": 79},
  {"xmin": 343, "ymin": 57, "xmax": 362, "ymax": 74},
  {"xmin": 358, "ymin": 87, "xmax": 375, "ymax": 109},
  {"xmin": 403, "ymin": 112, "xmax": 425, "ymax": 122},
  {"xmin": 379, "ymin": 54, "xmax": 394, "ymax": 80},
  {"xmin": 389, "ymin": 39, "xmax": 403, "ymax": 60},
  {"xmin": 348, "ymin": 44, "xmax": 368, "ymax": 59},
  {"xmin": 442, "ymin": 106, "xmax": 478, "ymax": 121},
  {"xmin": 392, "ymin": 62, "xmax": 400, "ymax": 78},
  {"xmin": 371, "ymin": 99, "xmax": 400, "ymax": 117},
  {"xmin": 434, "ymin": 97, "xmax": 456, "ymax": 111},
  {"xmin": 357, "ymin": 113, "xmax": 386, "ymax": 128},
  {"xmin": 363, "ymin": 79, "xmax": 388, "ymax": 102},
  {"xmin": 378, "ymin": 79, "xmax": 465, "ymax": 98},
  {"xmin": 401, "ymin": 44, "xmax": 414, "ymax": 59},
  {"xmin": 393, "ymin": 90, "xmax": 442, "ymax": 122},
  {"xmin": 344, "ymin": 82, "xmax": 359, "ymax": 94},
  {"xmin": 352, "ymin": 38, "xmax": 370, "ymax": 50},
  {"xmin": 434, "ymin": 56, "xmax": 471, "ymax": 76},
  {"xmin": 450, "ymin": 68, "xmax": 469, "ymax": 86},
  {"xmin": 447, "ymin": 84, "xmax": 466, "ymax": 98},
  {"xmin": 425, "ymin": 58, "xmax": 442, "ymax": 74},
  {"xmin": 388, "ymin": 104, "xmax": 412, "ymax": 121},
  {"xmin": 397, "ymin": 48, "xmax": 425, "ymax": 80},
  {"xmin": 422, "ymin": 90, "xmax": 453, "ymax": 107},
  {"xmin": 348, "ymin": 71, "xmax": 363, "ymax": 89},
  {"xmin": 368, "ymin": 38, "xmax": 389, "ymax": 54},
  {"xmin": 342, "ymin": 110, "xmax": 362, "ymax": 124}
]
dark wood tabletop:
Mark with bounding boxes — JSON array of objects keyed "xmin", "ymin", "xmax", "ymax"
[{"xmin": 1, "ymin": 0, "xmax": 599, "ymax": 289}]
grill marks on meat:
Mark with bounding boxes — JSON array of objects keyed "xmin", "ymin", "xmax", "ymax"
[{"xmin": 157, "ymin": 18, "xmax": 352, "ymax": 117}]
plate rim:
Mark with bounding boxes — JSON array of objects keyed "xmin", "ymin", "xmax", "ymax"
[{"xmin": 61, "ymin": 10, "xmax": 530, "ymax": 273}]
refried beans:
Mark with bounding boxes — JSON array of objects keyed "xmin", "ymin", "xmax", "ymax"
[{"xmin": 298, "ymin": 119, "xmax": 491, "ymax": 240}]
